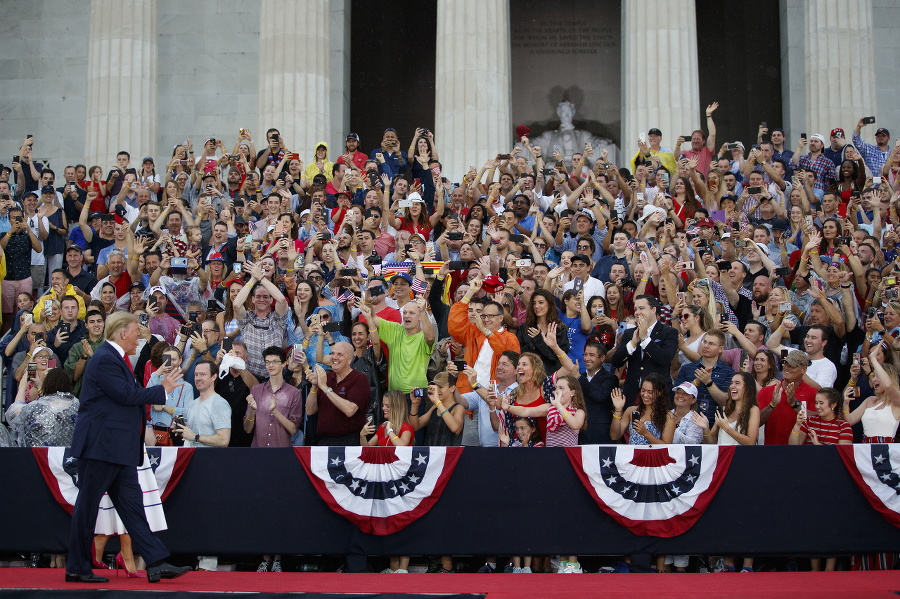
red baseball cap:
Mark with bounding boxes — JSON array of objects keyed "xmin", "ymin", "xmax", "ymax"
[
  {"xmin": 697, "ymin": 218, "xmax": 714, "ymax": 228},
  {"xmin": 830, "ymin": 128, "xmax": 844, "ymax": 137},
  {"xmin": 482, "ymin": 275, "xmax": 506, "ymax": 294}
]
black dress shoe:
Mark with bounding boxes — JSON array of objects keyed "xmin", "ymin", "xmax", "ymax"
[
  {"xmin": 147, "ymin": 562, "xmax": 191, "ymax": 583},
  {"xmin": 65, "ymin": 572, "xmax": 109, "ymax": 583}
]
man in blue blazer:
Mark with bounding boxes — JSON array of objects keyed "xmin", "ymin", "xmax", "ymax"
[
  {"xmin": 66, "ymin": 311, "xmax": 190, "ymax": 584},
  {"xmin": 610, "ymin": 295, "xmax": 679, "ymax": 404}
]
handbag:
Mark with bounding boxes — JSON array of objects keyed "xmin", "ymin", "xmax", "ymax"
[{"xmin": 153, "ymin": 425, "xmax": 172, "ymax": 447}]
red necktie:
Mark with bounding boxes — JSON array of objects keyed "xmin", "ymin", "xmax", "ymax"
[{"xmin": 123, "ymin": 353, "xmax": 134, "ymax": 378}]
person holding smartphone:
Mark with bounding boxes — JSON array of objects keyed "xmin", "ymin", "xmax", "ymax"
[{"xmin": 1, "ymin": 206, "xmax": 42, "ymax": 334}]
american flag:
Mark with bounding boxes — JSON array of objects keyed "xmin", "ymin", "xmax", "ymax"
[
  {"xmin": 379, "ymin": 261, "xmax": 445, "ymax": 278},
  {"xmin": 248, "ymin": 219, "xmax": 263, "ymax": 234},
  {"xmin": 411, "ymin": 278, "xmax": 428, "ymax": 294},
  {"xmin": 626, "ymin": 240, "xmax": 637, "ymax": 252},
  {"xmin": 686, "ymin": 226, "xmax": 700, "ymax": 236},
  {"xmin": 335, "ymin": 289, "xmax": 355, "ymax": 303}
]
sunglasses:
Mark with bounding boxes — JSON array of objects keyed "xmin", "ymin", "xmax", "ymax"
[{"xmin": 680, "ymin": 314, "xmax": 692, "ymax": 320}]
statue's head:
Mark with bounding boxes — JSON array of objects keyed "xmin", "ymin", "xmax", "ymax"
[{"xmin": 557, "ymin": 101, "xmax": 576, "ymax": 123}]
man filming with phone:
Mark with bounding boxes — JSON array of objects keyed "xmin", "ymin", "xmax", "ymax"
[{"xmin": 852, "ymin": 117, "xmax": 891, "ymax": 175}]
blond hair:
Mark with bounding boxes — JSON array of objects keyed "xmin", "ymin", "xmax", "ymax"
[{"xmin": 104, "ymin": 311, "xmax": 138, "ymax": 342}]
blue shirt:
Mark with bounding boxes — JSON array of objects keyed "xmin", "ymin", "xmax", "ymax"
[
  {"xmin": 560, "ymin": 314, "xmax": 589, "ymax": 374},
  {"xmin": 674, "ymin": 359, "xmax": 735, "ymax": 420},
  {"xmin": 592, "ymin": 252, "xmax": 629, "ymax": 283}
]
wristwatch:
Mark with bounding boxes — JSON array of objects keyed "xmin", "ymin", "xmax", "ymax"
[
  {"xmin": 194, "ymin": 433, "xmax": 200, "ymax": 442},
  {"xmin": 705, "ymin": 381, "xmax": 714, "ymax": 388}
]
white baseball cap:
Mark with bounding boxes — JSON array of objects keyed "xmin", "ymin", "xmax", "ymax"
[{"xmin": 674, "ymin": 381, "xmax": 698, "ymax": 398}]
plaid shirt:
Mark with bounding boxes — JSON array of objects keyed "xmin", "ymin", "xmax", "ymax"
[
  {"xmin": 674, "ymin": 359, "xmax": 736, "ymax": 421},
  {"xmin": 798, "ymin": 153, "xmax": 835, "ymax": 192},
  {"xmin": 237, "ymin": 309, "xmax": 289, "ymax": 377},
  {"xmin": 852, "ymin": 133, "xmax": 889, "ymax": 175}
]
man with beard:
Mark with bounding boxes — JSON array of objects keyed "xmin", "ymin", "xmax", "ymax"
[
  {"xmin": 767, "ymin": 292, "xmax": 849, "ymax": 380},
  {"xmin": 224, "ymin": 167, "xmax": 244, "ymax": 199},
  {"xmin": 722, "ymin": 273, "xmax": 771, "ymax": 330},
  {"xmin": 337, "ymin": 132, "xmax": 367, "ymax": 171}
]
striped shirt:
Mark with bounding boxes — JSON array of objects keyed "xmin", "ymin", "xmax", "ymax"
[
  {"xmin": 545, "ymin": 404, "xmax": 580, "ymax": 447},
  {"xmin": 799, "ymin": 415, "xmax": 852, "ymax": 445}
]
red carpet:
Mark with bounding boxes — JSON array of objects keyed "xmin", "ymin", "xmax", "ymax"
[{"xmin": 1, "ymin": 569, "xmax": 899, "ymax": 598}]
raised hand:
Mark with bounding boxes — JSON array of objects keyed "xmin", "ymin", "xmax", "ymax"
[{"xmin": 611, "ymin": 388, "xmax": 626, "ymax": 411}]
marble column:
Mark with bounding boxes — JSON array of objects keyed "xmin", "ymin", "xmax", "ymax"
[
  {"xmin": 84, "ymin": 0, "xmax": 157, "ymax": 168},
  {"xmin": 258, "ymin": 0, "xmax": 330, "ymax": 159},
  {"xmin": 621, "ymin": 0, "xmax": 700, "ymax": 162},
  {"xmin": 804, "ymin": 0, "xmax": 877, "ymax": 138},
  {"xmin": 435, "ymin": 0, "xmax": 512, "ymax": 183}
]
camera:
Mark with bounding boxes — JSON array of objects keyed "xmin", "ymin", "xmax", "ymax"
[
  {"xmin": 774, "ymin": 267, "xmax": 791, "ymax": 277},
  {"xmin": 733, "ymin": 240, "xmax": 748, "ymax": 248},
  {"xmin": 862, "ymin": 116, "xmax": 876, "ymax": 125},
  {"xmin": 447, "ymin": 232, "xmax": 463, "ymax": 241}
]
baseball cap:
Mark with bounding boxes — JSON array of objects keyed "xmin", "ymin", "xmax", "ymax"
[
  {"xmin": 571, "ymin": 254, "xmax": 591, "ymax": 265},
  {"xmin": 41, "ymin": 185, "xmax": 55, "ymax": 195},
  {"xmin": 148, "ymin": 285, "xmax": 166, "ymax": 297},
  {"xmin": 142, "ymin": 156, "xmax": 154, "ymax": 164},
  {"xmin": 346, "ymin": 132, "xmax": 360, "ymax": 142},
  {"xmin": 697, "ymin": 218, "xmax": 714, "ymax": 228},
  {"xmin": 876, "ymin": 128, "xmax": 890, "ymax": 137},
  {"xmin": 391, "ymin": 272, "xmax": 412, "ymax": 285},
  {"xmin": 482, "ymin": 275, "xmax": 506, "ymax": 293},
  {"xmin": 810, "ymin": 134, "xmax": 826, "ymax": 144},
  {"xmin": 515, "ymin": 125, "xmax": 532, "ymax": 139},
  {"xmin": 65, "ymin": 244, "xmax": 83, "ymax": 254},
  {"xmin": 408, "ymin": 192, "xmax": 425, "ymax": 204},
  {"xmin": 674, "ymin": 382, "xmax": 698, "ymax": 398},
  {"xmin": 648, "ymin": 128, "xmax": 662, "ymax": 137},
  {"xmin": 830, "ymin": 128, "xmax": 844, "ymax": 138},
  {"xmin": 33, "ymin": 346, "xmax": 53, "ymax": 358},
  {"xmin": 577, "ymin": 209, "xmax": 595, "ymax": 222},
  {"xmin": 207, "ymin": 252, "xmax": 225, "ymax": 262},
  {"xmin": 129, "ymin": 281, "xmax": 146, "ymax": 292},
  {"xmin": 784, "ymin": 350, "xmax": 810, "ymax": 368},
  {"xmin": 89, "ymin": 211, "xmax": 105, "ymax": 220},
  {"xmin": 234, "ymin": 215, "xmax": 247, "ymax": 225},
  {"xmin": 771, "ymin": 219, "xmax": 790, "ymax": 231}
]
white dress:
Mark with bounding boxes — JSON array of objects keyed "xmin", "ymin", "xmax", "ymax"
[
  {"xmin": 717, "ymin": 420, "xmax": 745, "ymax": 446},
  {"xmin": 94, "ymin": 449, "xmax": 167, "ymax": 535},
  {"xmin": 861, "ymin": 403, "xmax": 900, "ymax": 439}
]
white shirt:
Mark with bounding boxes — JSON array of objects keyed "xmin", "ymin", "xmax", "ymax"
[
  {"xmin": 807, "ymin": 357, "xmax": 837, "ymax": 388},
  {"xmin": 626, "ymin": 320, "xmax": 658, "ymax": 355},
  {"xmin": 473, "ymin": 328, "xmax": 505, "ymax": 386},
  {"xmin": 27, "ymin": 214, "xmax": 48, "ymax": 265},
  {"xmin": 563, "ymin": 275, "xmax": 605, "ymax": 300}
]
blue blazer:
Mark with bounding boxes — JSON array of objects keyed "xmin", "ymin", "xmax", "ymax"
[{"xmin": 70, "ymin": 341, "xmax": 166, "ymax": 466}]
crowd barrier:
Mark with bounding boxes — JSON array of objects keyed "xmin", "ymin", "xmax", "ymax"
[{"xmin": 2, "ymin": 447, "xmax": 898, "ymax": 561}]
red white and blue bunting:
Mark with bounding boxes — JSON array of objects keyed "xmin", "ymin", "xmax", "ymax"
[
  {"xmin": 837, "ymin": 444, "xmax": 900, "ymax": 529},
  {"xmin": 295, "ymin": 446, "xmax": 463, "ymax": 535},
  {"xmin": 566, "ymin": 445, "xmax": 735, "ymax": 537}
]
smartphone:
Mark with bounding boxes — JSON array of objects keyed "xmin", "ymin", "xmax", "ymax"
[
  {"xmin": 837, "ymin": 236, "xmax": 852, "ymax": 246},
  {"xmin": 207, "ymin": 300, "xmax": 219, "ymax": 314},
  {"xmin": 798, "ymin": 401, "xmax": 808, "ymax": 419},
  {"xmin": 399, "ymin": 199, "xmax": 412, "ymax": 208},
  {"xmin": 734, "ymin": 240, "xmax": 748, "ymax": 248},
  {"xmin": 717, "ymin": 260, "xmax": 731, "ymax": 272},
  {"xmin": 853, "ymin": 353, "xmax": 860, "ymax": 366},
  {"xmin": 34, "ymin": 332, "xmax": 44, "ymax": 342},
  {"xmin": 862, "ymin": 116, "xmax": 876, "ymax": 125},
  {"xmin": 148, "ymin": 295, "xmax": 158, "ymax": 311},
  {"xmin": 515, "ymin": 259, "xmax": 532, "ymax": 267},
  {"xmin": 368, "ymin": 284, "xmax": 385, "ymax": 297},
  {"xmin": 323, "ymin": 322, "xmax": 341, "ymax": 333},
  {"xmin": 447, "ymin": 260, "xmax": 467, "ymax": 271},
  {"xmin": 805, "ymin": 215, "xmax": 813, "ymax": 228},
  {"xmin": 801, "ymin": 132, "xmax": 807, "ymax": 139},
  {"xmin": 760, "ymin": 121, "xmax": 767, "ymax": 128},
  {"xmin": 139, "ymin": 313, "xmax": 149, "ymax": 327},
  {"xmin": 869, "ymin": 307, "xmax": 878, "ymax": 319},
  {"xmin": 719, "ymin": 313, "xmax": 727, "ymax": 324},
  {"xmin": 748, "ymin": 186, "xmax": 762, "ymax": 195},
  {"xmin": 509, "ymin": 234, "xmax": 525, "ymax": 243},
  {"xmin": 497, "ymin": 154, "xmax": 511, "ymax": 160},
  {"xmin": 498, "ymin": 267, "xmax": 508, "ymax": 280},
  {"xmin": 781, "ymin": 349, "xmax": 789, "ymax": 361},
  {"xmin": 573, "ymin": 277, "xmax": 584, "ymax": 294},
  {"xmin": 412, "ymin": 388, "xmax": 425, "ymax": 398},
  {"xmin": 676, "ymin": 292, "xmax": 686, "ymax": 304},
  {"xmin": 636, "ymin": 192, "xmax": 644, "ymax": 202},
  {"xmin": 179, "ymin": 324, "xmax": 192, "ymax": 337},
  {"xmin": 678, "ymin": 261, "xmax": 694, "ymax": 270},
  {"xmin": 779, "ymin": 302, "xmax": 791, "ymax": 313},
  {"xmin": 12, "ymin": 155, "xmax": 20, "ymax": 164},
  {"xmin": 27, "ymin": 362, "xmax": 37, "ymax": 376},
  {"xmin": 452, "ymin": 359, "xmax": 467, "ymax": 372},
  {"xmin": 233, "ymin": 263, "xmax": 242, "ymax": 274},
  {"xmin": 310, "ymin": 314, "xmax": 321, "ymax": 326},
  {"xmin": 873, "ymin": 176, "xmax": 882, "ymax": 185},
  {"xmin": 188, "ymin": 311, "xmax": 199, "ymax": 322},
  {"xmin": 220, "ymin": 337, "xmax": 233, "ymax": 353},
  {"xmin": 774, "ymin": 267, "xmax": 791, "ymax": 277},
  {"xmin": 631, "ymin": 411, "xmax": 641, "ymax": 423},
  {"xmin": 163, "ymin": 354, "xmax": 173, "ymax": 368},
  {"xmin": 340, "ymin": 268, "xmax": 358, "ymax": 277},
  {"xmin": 447, "ymin": 232, "xmax": 463, "ymax": 241},
  {"xmin": 727, "ymin": 143, "xmax": 740, "ymax": 151}
]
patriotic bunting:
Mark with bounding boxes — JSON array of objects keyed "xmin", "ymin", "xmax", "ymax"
[
  {"xmin": 566, "ymin": 445, "xmax": 734, "ymax": 537},
  {"xmin": 295, "ymin": 446, "xmax": 463, "ymax": 535},
  {"xmin": 837, "ymin": 444, "xmax": 900, "ymax": 529}
]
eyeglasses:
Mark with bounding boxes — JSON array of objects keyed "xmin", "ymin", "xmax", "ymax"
[
  {"xmin": 264, "ymin": 359, "xmax": 283, "ymax": 366},
  {"xmin": 481, "ymin": 313, "xmax": 502, "ymax": 318},
  {"xmin": 577, "ymin": 245, "xmax": 591, "ymax": 250}
]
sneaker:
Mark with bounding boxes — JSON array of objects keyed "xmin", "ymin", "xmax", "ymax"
[
  {"xmin": 434, "ymin": 567, "xmax": 452, "ymax": 573},
  {"xmin": 503, "ymin": 564, "xmax": 515, "ymax": 573},
  {"xmin": 380, "ymin": 568, "xmax": 395, "ymax": 574},
  {"xmin": 598, "ymin": 566, "xmax": 616, "ymax": 573},
  {"xmin": 711, "ymin": 557, "xmax": 725, "ymax": 573},
  {"xmin": 560, "ymin": 562, "xmax": 575, "ymax": 573},
  {"xmin": 741, "ymin": 567, "xmax": 753, "ymax": 573},
  {"xmin": 394, "ymin": 569, "xmax": 408, "ymax": 573},
  {"xmin": 476, "ymin": 562, "xmax": 496, "ymax": 574},
  {"xmin": 271, "ymin": 560, "xmax": 282, "ymax": 573},
  {"xmin": 521, "ymin": 566, "xmax": 532, "ymax": 573},
  {"xmin": 512, "ymin": 567, "xmax": 523, "ymax": 573},
  {"xmin": 569, "ymin": 562, "xmax": 583, "ymax": 573},
  {"xmin": 257, "ymin": 560, "xmax": 270, "ymax": 572}
]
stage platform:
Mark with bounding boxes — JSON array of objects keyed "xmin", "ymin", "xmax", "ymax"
[{"xmin": 1, "ymin": 570, "xmax": 899, "ymax": 599}]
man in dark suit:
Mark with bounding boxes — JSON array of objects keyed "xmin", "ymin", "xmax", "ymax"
[
  {"xmin": 611, "ymin": 295, "xmax": 678, "ymax": 404},
  {"xmin": 65, "ymin": 311, "xmax": 190, "ymax": 584}
]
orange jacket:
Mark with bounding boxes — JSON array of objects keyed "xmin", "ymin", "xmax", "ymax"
[{"xmin": 448, "ymin": 300, "xmax": 520, "ymax": 393}]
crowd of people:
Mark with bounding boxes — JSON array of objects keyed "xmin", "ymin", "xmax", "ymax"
[{"xmin": 1, "ymin": 108, "xmax": 898, "ymax": 573}]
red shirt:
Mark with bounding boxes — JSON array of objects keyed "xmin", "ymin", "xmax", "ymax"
[
  {"xmin": 375, "ymin": 421, "xmax": 414, "ymax": 446},
  {"xmin": 109, "ymin": 271, "xmax": 133, "ymax": 299},
  {"xmin": 799, "ymin": 415, "xmax": 852, "ymax": 445},
  {"xmin": 397, "ymin": 217, "xmax": 431, "ymax": 239},
  {"xmin": 757, "ymin": 381, "xmax": 817, "ymax": 445}
]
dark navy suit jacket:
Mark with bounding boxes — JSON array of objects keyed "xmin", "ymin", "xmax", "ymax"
[{"xmin": 70, "ymin": 341, "xmax": 166, "ymax": 467}]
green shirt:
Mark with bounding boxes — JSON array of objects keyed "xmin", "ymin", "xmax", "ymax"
[
  {"xmin": 378, "ymin": 319, "xmax": 434, "ymax": 393},
  {"xmin": 65, "ymin": 336, "xmax": 105, "ymax": 398}
]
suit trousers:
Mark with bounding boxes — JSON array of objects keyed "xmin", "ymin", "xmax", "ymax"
[{"xmin": 66, "ymin": 457, "xmax": 169, "ymax": 574}]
